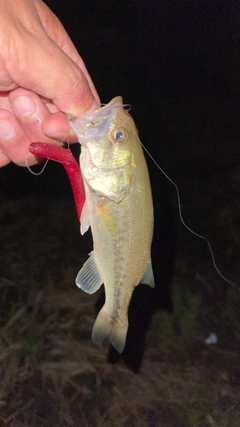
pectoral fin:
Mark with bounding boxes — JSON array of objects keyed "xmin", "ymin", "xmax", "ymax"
[
  {"xmin": 76, "ymin": 251, "xmax": 103, "ymax": 294},
  {"xmin": 140, "ymin": 260, "xmax": 155, "ymax": 288}
]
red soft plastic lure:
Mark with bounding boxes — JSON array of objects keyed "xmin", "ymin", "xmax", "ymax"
[{"xmin": 29, "ymin": 143, "xmax": 85, "ymax": 220}]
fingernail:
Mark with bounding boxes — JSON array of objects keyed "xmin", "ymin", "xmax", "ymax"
[
  {"xmin": 0, "ymin": 119, "xmax": 16, "ymax": 139},
  {"xmin": 12, "ymin": 96, "xmax": 36, "ymax": 117}
]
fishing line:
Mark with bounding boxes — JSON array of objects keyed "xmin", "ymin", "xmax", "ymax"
[
  {"xmin": 25, "ymin": 157, "xmax": 49, "ymax": 175},
  {"xmin": 26, "ymin": 134, "xmax": 69, "ymax": 176},
  {"xmin": 121, "ymin": 109, "xmax": 238, "ymax": 289}
]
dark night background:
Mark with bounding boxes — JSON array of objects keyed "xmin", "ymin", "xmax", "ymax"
[
  {"xmin": 1, "ymin": 1, "xmax": 240, "ymax": 204},
  {"xmin": 0, "ymin": 1, "xmax": 240, "ymax": 426}
]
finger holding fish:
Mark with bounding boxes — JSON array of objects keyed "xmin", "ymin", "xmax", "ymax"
[
  {"xmin": 0, "ymin": 88, "xmax": 64, "ymax": 166},
  {"xmin": 0, "ymin": 86, "xmax": 94, "ymax": 167}
]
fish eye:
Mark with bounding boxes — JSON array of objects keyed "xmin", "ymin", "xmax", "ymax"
[{"xmin": 113, "ymin": 127, "xmax": 129, "ymax": 144}]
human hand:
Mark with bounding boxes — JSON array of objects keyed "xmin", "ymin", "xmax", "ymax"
[{"xmin": 0, "ymin": 0, "xmax": 100, "ymax": 167}]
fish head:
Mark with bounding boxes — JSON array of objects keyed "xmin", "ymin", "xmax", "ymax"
[{"xmin": 70, "ymin": 97, "xmax": 137, "ymax": 203}]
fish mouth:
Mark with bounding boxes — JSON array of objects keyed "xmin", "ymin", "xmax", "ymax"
[{"xmin": 69, "ymin": 98, "xmax": 124, "ymax": 145}]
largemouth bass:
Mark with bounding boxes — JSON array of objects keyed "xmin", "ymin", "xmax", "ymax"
[{"xmin": 69, "ymin": 96, "xmax": 154, "ymax": 353}]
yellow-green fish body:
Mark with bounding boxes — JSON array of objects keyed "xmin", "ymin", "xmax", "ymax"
[{"xmin": 70, "ymin": 96, "xmax": 154, "ymax": 353}]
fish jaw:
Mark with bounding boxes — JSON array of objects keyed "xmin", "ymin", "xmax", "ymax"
[
  {"xmin": 80, "ymin": 144, "xmax": 132, "ymax": 203},
  {"xmin": 69, "ymin": 96, "xmax": 123, "ymax": 146}
]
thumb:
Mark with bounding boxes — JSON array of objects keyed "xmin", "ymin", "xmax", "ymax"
[
  {"xmin": 3, "ymin": 0, "xmax": 99, "ymax": 116},
  {"xmin": 15, "ymin": 34, "xmax": 98, "ymax": 116}
]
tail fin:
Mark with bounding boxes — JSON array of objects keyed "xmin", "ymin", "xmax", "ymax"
[{"xmin": 92, "ymin": 307, "xmax": 128, "ymax": 353}]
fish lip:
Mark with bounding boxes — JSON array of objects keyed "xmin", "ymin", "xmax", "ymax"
[{"xmin": 69, "ymin": 99, "xmax": 123, "ymax": 143}]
